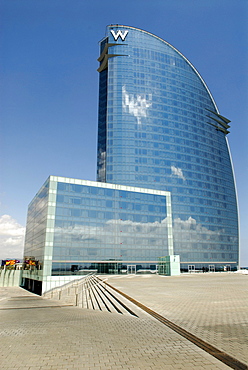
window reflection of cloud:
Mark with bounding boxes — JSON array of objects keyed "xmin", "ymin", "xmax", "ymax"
[
  {"xmin": 99, "ymin": 150, "xmax": 106, "ymax": 161},
  {"xmin": 98, "ymin": 150, "xmax": 106, "ymax": 178},
  {"xmin": 171, "ymin": 166, "xmax": 186, "ymax": 181},
  {"xmin": 173, "ymin": 217, "xmax": 225, "ymax": 242},
  {"xmin": 54, "ymin": 218, "xmax": 169, "ymax": 246},
  {"xmin": 122, "ymin": 85, "xmax": 152, "ymax": 124}
]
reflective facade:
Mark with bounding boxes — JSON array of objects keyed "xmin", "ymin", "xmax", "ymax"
[
  {"xmin": 23, "ymin": 176, "xmax": 173, "ymax": 293},
  {"xmin": 97, "ymin": 25, "xmax": 239, "ymax": 270},
  {"xmin": 23, "ymin": 25, "xmax": 239, "ymax": 294}
]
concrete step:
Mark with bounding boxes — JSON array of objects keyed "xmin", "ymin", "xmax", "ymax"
[{"xmin": 44, "ymin": 274, "xmax": 149, "ymax": 318}]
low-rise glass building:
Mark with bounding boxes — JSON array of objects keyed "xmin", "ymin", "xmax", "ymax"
[{"xmin": 22, "ymin": 176, "xmax": 173, "ymax": 294}]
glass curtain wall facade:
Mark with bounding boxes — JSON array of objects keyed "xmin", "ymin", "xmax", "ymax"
[
  {"xmin": 97, "ymin": 25, "xmax": 239, "ymax": 270},
  {"xmin": 23, "ymin": 25, "xmax": 239, "ymax": 294},
  {"xmin": 23, "ymin": 176, "xmax": 173, "ymax": 293}
]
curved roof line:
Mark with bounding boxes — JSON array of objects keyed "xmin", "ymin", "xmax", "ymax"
[{"xmin": 108, "ymin": 24, "xmax": 219, "ymax": 113}]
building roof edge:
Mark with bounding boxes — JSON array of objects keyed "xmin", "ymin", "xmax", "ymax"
[{"xmin": 107, "ymin": 24, "xmax": 219, "ymax": 113}]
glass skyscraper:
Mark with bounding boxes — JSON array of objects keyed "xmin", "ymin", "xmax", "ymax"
[
  {"xmin": 23, "ymin": 25, "xmax": 239, "ymax": 294},
  {"xmin": 97, "ymin": 25, "xmax": 239, "ymax": 270}
]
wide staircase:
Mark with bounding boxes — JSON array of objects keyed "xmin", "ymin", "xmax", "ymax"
[{"xmin": 43, "ymin": 274, "xmax": 141, "ymax": 317}]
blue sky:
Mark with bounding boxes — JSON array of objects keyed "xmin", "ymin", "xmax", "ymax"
[{"xmin": 1, "ymin": 0, "xmax": 248, "ymax": 265}]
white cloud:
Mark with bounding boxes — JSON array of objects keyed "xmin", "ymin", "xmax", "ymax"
[
  {"xmin": 171, "ymin": 165, "xmax": 186, "ymax": 181},
  {"xmin": 0, "ymin": 215, "xmax": 25, "ymax": 260},
  {"xmin": 122, "ymin": 85, "xmax": 152, "ymax": 124}
]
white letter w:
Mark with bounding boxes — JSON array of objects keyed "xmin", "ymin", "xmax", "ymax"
[{"xmin": 110, "ymin": 30, "xmax": 128, "ymax": 41}]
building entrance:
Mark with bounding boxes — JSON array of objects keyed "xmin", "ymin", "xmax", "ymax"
[
  {"xmin": 127, "ymin": 265, "xmax": 136, "ymax": 274},
  {"xmin": 224, "ymin": 265, "xmax": 231, "ymax": 271},
  {"xmin": 188, "ymin": 265, "xmax": 195, "ymax": 273}
]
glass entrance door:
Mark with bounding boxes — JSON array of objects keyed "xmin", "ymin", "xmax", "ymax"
[
  {"xmin": 224, "ymin": 265, "xmax": 231, "ymax": 271},
  {"xmin": 209, "ymin": 265, "xmax": 215, "ymax": 272},
  {"xmin": 127, "ymin": 265, "xmax": 136, "ymax": 274},
  {"xmin": 188, "ymin": 265, "xmax": 195, "ymax": 273}
]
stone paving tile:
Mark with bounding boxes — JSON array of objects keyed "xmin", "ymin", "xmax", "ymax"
[
  {"xmin": 0, "ymin": 287, "xmax": 230, "ymax": 369},
  {"xmin": 107, "ymin": 272, "xmax": 248, "ymax": 366}
]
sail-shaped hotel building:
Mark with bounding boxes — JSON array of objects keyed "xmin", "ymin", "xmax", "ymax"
[{"xmin": 23, "ymin": 25, "xmax": 239, "ymax": 294}]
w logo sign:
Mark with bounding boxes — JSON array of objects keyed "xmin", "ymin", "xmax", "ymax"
[{"xmin": 110, "ymin": 30, "xmax": 128, "ymax": 41}]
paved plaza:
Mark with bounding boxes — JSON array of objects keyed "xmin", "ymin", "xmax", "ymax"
[
  {"xmin": 0, "ymin": 272, "xmax": 247, "ymax": 369},
  {"xmin": 107, "ymin": 272, "xmax": 248, "ymax": 366}
]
